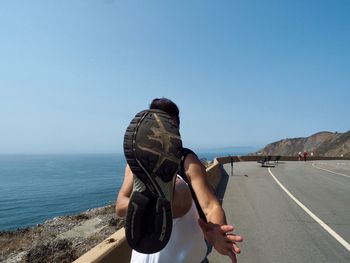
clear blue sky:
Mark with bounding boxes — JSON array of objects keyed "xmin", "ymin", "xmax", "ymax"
[{"xmin": 0, "ymin": 0, "xmax": 349, "ymax": 154}]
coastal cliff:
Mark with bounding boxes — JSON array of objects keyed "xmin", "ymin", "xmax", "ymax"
[
  {"xmin": 0, "ymin": 205, "xmax": 124, "ymax": 263},
  {"xmin": 255, "ymin": 130, "xmax": 350, "ymax": 157}
]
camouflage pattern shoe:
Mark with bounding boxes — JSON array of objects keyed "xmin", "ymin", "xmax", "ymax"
[{"xmin": 123, "ymin": 109, "xmax": 182, "ymax": 253}]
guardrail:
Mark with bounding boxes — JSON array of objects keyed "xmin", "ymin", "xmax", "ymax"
[{"xmin": 73, "ymin": 228, "xmax": 131, "ymax": 263}]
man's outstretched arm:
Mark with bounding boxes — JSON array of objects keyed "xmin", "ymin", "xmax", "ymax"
[{"xmin": 184, "ymin": 154, "xmax": 243, "ymax": 262}]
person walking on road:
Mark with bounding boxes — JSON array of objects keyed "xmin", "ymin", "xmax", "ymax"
[{"xmin": 303, "ymin": 151, "xmax": 308, "ymax": 162}]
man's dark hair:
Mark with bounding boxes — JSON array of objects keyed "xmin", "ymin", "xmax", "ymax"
[{"xmin": 149, "ymin": 98, "xmax": 180, "ymax": 126}]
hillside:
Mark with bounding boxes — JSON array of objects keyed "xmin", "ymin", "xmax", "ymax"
[{"xmin": 255, "ymin": 130, "xmax": 350, "ymax": 157}]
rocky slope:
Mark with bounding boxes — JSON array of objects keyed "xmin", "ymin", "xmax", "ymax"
[
  {"xmin": 0, "ymin": 205, "xmax": 125, "ymax": 263},
  {"xmin": 255, "ymin": 130, "xmax": 350, "ymax": 157}
]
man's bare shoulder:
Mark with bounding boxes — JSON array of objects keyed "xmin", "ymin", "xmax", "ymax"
[
  {"xmin": 184, "ymin": 153, "xmax": 207, "ymax": 181},
  {"xmin": 184, "ymin": 152, "xmax": 201, "ymax": 165}
]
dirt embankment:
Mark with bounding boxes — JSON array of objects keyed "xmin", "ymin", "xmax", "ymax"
[{"xmin": 0, "ymin": 205, "xmax": 125, "ymax": 263}]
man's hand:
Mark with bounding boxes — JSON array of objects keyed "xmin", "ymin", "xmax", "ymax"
[{"xmin": 198, "ymin": 218, "xmax": 243, "ymax": 263}]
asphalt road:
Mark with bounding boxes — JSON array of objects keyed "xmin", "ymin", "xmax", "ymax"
[{"xmin": 207, "ymin": 160, "xmax": 350, "ymax": 263}]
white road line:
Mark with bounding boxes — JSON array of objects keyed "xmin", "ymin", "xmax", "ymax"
[
  {"xmin": 336, "ymin": 163, "xmax": 346, "ymax": 166},
  {"xmin": 312, "ymin": 163, "xmax": 350, "ymax": 178},
  {"xmin": 268, "ymin": 168, "xmax": 350, "ymax": 252}
]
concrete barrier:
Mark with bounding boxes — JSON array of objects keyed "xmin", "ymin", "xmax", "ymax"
[
  {"xmin": 217, "ymin": 155, "xmax": 350, "ymax": 163},
  {"xmin": 205, "ymin": 159, "xmax": 222, "ymax": 190},
  {"xmin": 72, "ymin": 227, "xmax": 131, "ymax": 263}
]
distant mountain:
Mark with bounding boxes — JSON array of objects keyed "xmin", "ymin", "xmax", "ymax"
[{"xmin": 254, "ymin": 130, "xmax": 350, "ymax": 157}]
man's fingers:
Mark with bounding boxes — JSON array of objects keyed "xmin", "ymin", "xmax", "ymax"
[
  {"xmin": 232, "ymin": 244, "xmax": 241, "ymax": 254},
  {"xmin": 200, "ymin": 221, "xmax": 243, "ymax": 261},
  {"xmin": 220, "ymin": 224, "xmax": 234, "ymax": 233},
  {"xmin": 226, "ymin": 233, "xmax": 243, "ymax": 243},
  {"xmin": 225, "ymin": 234, "xmax": 242, "ymax": 254},
  {"xmin": 226, "ymin": 241, "xmax": 241, "ymax": 253}
]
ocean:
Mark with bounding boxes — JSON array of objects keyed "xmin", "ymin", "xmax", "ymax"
[{"xmin": 0, "ymin": 151, "xmax": 249, "ymax": 231}]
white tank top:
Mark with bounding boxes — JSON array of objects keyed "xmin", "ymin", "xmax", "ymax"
[{"xmin": 130, "ymin": 177, "xmax": 207, "ymax": 263}]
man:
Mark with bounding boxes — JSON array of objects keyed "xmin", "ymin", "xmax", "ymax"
[
  {"xmin": 303, "ymin": 151, "xmax": 308, "ymax": 162},
  {"xmin": 116, "ymin": 98, "xmax": 243, "ymax": 262}
]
